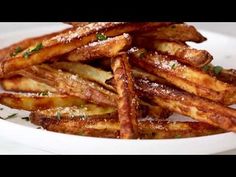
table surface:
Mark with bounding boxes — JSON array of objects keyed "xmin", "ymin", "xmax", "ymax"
[{"xmin": 0, "ymin": 22, "xmax": 236, "ymax": 155}]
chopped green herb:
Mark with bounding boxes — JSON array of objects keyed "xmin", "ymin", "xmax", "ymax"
[
  {"xmin": 23, "ymin": 51, "xmax": 30, "ymax": 59},
  {"xmin": 213, "ymin": 66, "xmax": 223, "ymax": 75},
  {"xmin": 21, "ymin": 117, "xmax": 29, "ymax": 121},
  {"xmin": 31, "ymin": 43, "xmax": 43, "ymax": 52},
  {"xmin": 139, "ymin": 49, "xmax": 147, "ymax": 58},
  {"xmin": 56, "ymin": 112, "xmax": 61, "ymax": 120},
  {"xmin": 23, "ymin": 43, "xmax": 43, "ymax": 59},
  {"xmin": 96, "ymin": 33, "xmax": 107, "ymax": 41},
  {"xmin": 171, "ymin": 63, "xmax": 176, "ymax": 69},
  {"xmin": 10, "ymin": 46, "xmax": 23, "ymax": 57},
  {"xmin": 39, "ymin": 91, "xmax": 48, "ymax": 96},
  {"xmin": 202, "ymin": 65, "xmax": 210, "ymax": 72},
  {"xmin": 37, "ymin": 127, "xmax": 42, "ymax": 129}
]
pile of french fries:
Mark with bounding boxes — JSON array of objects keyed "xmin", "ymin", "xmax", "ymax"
[{"xmin": 1, "ymin": 22, "xmax": 236, "ymax": 139}]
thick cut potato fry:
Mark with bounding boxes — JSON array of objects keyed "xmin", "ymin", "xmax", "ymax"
[
  {"xmin": 136, "ymin": 23, "xmax": 207, "ymax": 43},
  {"xmin": 30, "ymin": 105, "xmax": 117, "ymax": 126},
  {"xmin": 0, "ymin": 93, "xmax": 87, "ymax": 111},
  {"xmin": 65, "ymin": 34, "xmax": 132, "ymax": 62},
  {"xmin": 1, "ymin": 76, "xmax": 56, "ymax": 93},
  {"xmin": 30, "ymin": 109, "xmax": 223, "ymax": 139},
  {"xmin": 134, "ymin": 38, "xmax": 213, "ymax": 67},
  {"xmin": 135, "ymin": 78, "xmax": 236, "ymax": 132},
  {"xmin": 111, "ymin": 53, "xmax": 139, "ymax": 139},
  {"xmin": 51, "ymin": 62, "xmax": 115, "ymax": 91},
  {"xmin": 0, "ymin": 27, "xmax": 72, "ymax": 60},
  {"xmin": 0, "ymin": 22, "xmax": 173, "ymax": 78},
  {"xmin": 130, "ymin": 49, "xmax": 236, "ymax": 105},
  {"xmin": 18, "ymin": 65, "xmax": 117, "ymax": 107}
]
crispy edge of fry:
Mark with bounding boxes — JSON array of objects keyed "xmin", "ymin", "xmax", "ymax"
[
  {"xmin": 0, "ymin": 92, "xmax": 88, "ymax": 111},
  {"xmin": 129, "ymin": 49, "xmax": 236, "ymax": 105},
  {"xmin": 51, "ymin": 62, "xmax": 115, "ymax": 92},
  {"xmin": 0, "ymin": 22, "xmax": 173, "ymax": 78},
  {"xmin": 1, "ymin": 76, "xmax": 56, "ymax": 93},
  {"xmin": 111, "ymin": 53, "xmax": 139, "ymax": 139},
  {"xmin": 136, "ymin": 23, "xmax": 207, "ymax": 43},
  {"xmin": 18, "ymin": 65, "xmax": 118, "ymax": 107},
  {"xmin": 133, "ymin": 38, "xmax": 213, "ymax": 67},
  {"xmin": 135, "ymin": 78, "xmax": 236, "ymax": 132},
  {"xmin": 0, "ymin": 27, "xmax": 72, "ymax": 60},
  {"xmin": 65, "ymin": 34, "xmax": 132, "ymax": 62},
  {"xmin": 30, "ymin": 111, "xmax": 224, "ymax": 139}
]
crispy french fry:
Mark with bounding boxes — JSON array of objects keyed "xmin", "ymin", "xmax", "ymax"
[
  {"xmin": 111, "ymin": 53, "xmax": 139, "ymax": 139},
  {"xmin": 1, "ymin": 76, "xmax": 56, "ymax": 93},
  {"xmin": 0, "ymin": 22, "xmax": 173, "ymax": 78},
  {"xmin": 30, "ymin": 109, "xmax": 223, "ymax": 139},
  {"xmin": 30, "ymin": 105, "xmax": 117, "ymax": 126},
  {"xmin": 136, "ymin": 23, "xmax": 207, "ymax": 43},
  {"xmin": 18, "ymin": 65, "xmax": 117, "ymax": 107},
  {"xmin": 0, "ymin": 27, "xmax": 72, "ymax": 60},
  {"xmin": 135, "ymin": 78, "xmax": 236, "ymax": 132},
  {"xmin": 130, "ymin": 49, "xmax": 236, "ymax": 105},
  {"xmin": 65, "ymin": 34, "xmax": 132, "ymax": 62},
  {"xmin": 51, "ymin": 62, "xmax": 115, "ymax": 91},
  {"xmin": 133, "ymin": 38, "xmax": 213, "ymax": 67},
  {"xmin": 0, "ymin": 93, "xmax": 87, "ymax": 111}
]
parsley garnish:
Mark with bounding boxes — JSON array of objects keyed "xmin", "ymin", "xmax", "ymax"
[
  {"xmin": 21, "ymin": 117, "xmax": 29, "ymax": 121},
  {"xmin": 171, "ymin": 63, "xmax": 176, "ymax": 69},
  {"xmin": 213, "ymin": 66, "xmax": 223, "ymax": 75},
  {"xmin": 96, "ymin": 33, "xmax": 107, "ymax": 41},
  {"xmin": 202, "ymin": 65, "xmax": 210, "ymax": 72},
  {"xmin": 175, "ymin": 135, "xmax": 182, "ymax": 139},
  {"xmin": 38, "ymin": 91, "xmax": 49, "ymax": 96},
  {"xmin": 56, "ymin": 112, "xmax": 61, "ymax": 120},
  {"xmin": 10, "ymin": 46, "xmax": 23, "ymax": 57},
  {"xmin": 23, "ymin": 43, "xmax": 43, "ymax": 59}
]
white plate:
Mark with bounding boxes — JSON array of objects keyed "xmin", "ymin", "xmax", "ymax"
[{"xmin": 0, "ymin": 23, "xmax": 236, "ymax": 155}]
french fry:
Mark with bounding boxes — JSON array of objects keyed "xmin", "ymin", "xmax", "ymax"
[
  {"xmin": 0, "ymin": 93, "xmax": 87, "ymax": 111},
  {"xmin": 0, "ymin": 22, "xmax": 173, "ymax": 78},
  {"xmin": 133, "ymin": 38, "xmax": 213, "ymax": 67},
  {"xmin": 135, "ymin": 78, "xmax": 236, "ymax": 132},
  {"xmin": 1, "ymin": 76, "xmax": 56, "ymax": 93},
  {"xmin": 136, "ymin": 23, "xmax": 207, "ymax": 43},
  {"xmin": 65, "ymin": 34, "xmax": 132, "ymax": 62},
  {"xmin": 51, "ymin": 62, "xmax": 115, "ymax": 91},
  {"xmin": 30, "ymin": 105, "xmax": 117, "ymax": 126},
  {"xmin": 18, "ymin": 65, "xmax": 118, "ymax": 107},
  {"xmin": 130, "ymin": 49, "xmax": 236, "ymax": 105},
  {"xmin": 0, "ymin": 27, "xmax": 72, "ymax": 60},
  {"xmin": 30, "ymin": 109, "xmax": 224, "ymax": 139},
  {"xmin": 111, "ymin": 53, "xmax": 139, "ymax": 139}
]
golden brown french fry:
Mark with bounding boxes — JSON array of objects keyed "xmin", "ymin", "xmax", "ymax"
[
  {"xmin": 51, "ymin": 62, "xmax": 115, "ymax": 91},
  {"xmin": 0, "ymin": 93, "xmax": 87, "ymax": 111},
  {"xmin": 18, "ymin": 65, "xmax": 117, "ymax": 107},
  {"xmin": 65, "ymin": 34, "xmax": 132, "ymax": 62},
  {"xmin": 30, "ymin": 110, "xmax": 224, "ymax": 139},
  {"xmin": 0, "ymin": 27, "xmax": 72, "ymax": 60},
  {"xmin": 136, "ymin": 23, "xmax": 207, "ymax": 43},
  {"xmin": 111, "ymin": 53, "xmax": 139, "ymax": 139},
  {"xmin": 1, "ymin": 76, "xmax": 56, "ymax": 93},
  {"xmin": 135, "ymin": 78, "xmax": 236, "ymax": 132},
  {"xmin": 0, "ymin": 22, "xmax": 173, "ymax": 78},
  {"xmin": 130, "ymin": 49, "xmax": 236, "ymax": 105},
  {"xmin": 30, "ymin": 105, "xmax": 117, "ymax": 126},
  {"xmin": 133, "ymin": 38, "xmax": 213, "ymax": 67}
]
